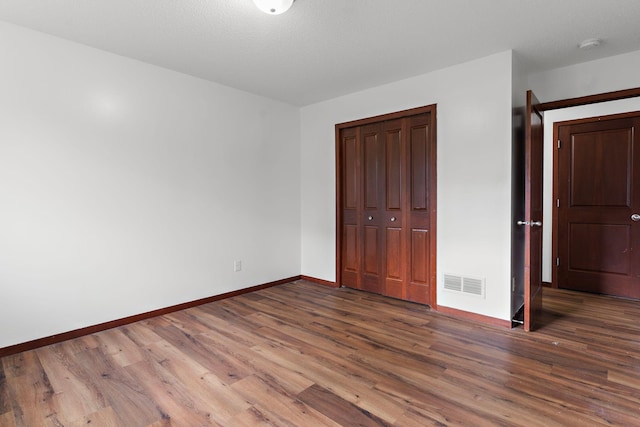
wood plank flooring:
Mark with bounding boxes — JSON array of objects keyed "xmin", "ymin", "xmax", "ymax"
[{"xmin": 2, "ymin": 280, "xmax": 640, "ymax": 426}]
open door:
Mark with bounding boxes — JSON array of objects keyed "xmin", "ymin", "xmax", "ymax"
[{"xmin": 523, "ymin": 90, "xmax": 544, "ymax": 331}]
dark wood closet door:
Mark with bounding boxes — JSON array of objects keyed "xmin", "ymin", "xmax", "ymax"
[
  {"xmin": 339, "ymin": 126, "xmax": 360, "ymax": 290},
  {"xmin": 355, "ymin": 120, "xmax": 405, "ymax": 296},
  {"xmin": 337, "ymin": 106, "xmax": 436, "ymax": 306},
  {"xmin": 375, "ymin": 120, "xmax": 405, "ymax": 296},
  {"xmin": 361, "ymin": 121, "xmax": 389, "ymax": 295},
  {"xmin": 405, "ymin": 113, "xmax": 433, "ymax": 304},
  {"xmin": 557, "ymin": 114, "xmax": 640, "ymax": 299}
]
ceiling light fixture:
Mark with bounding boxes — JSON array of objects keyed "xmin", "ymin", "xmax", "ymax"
[
  {"xmin": 578, "ymin": 38, "xmax": 602, "ymax": 50},
  {"xmin": 252, "ymin": 0, "xmax": 294, "ymax": 15}
]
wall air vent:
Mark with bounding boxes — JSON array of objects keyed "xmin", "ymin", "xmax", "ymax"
[
  {"xmin": 443, "ymin": 274, "xmax": 485, "ymax": 298},
  {"xmin": 443, "ymin": 274, "xmax": 462, "ymax": 292}
]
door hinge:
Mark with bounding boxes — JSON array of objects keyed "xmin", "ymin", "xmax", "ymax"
[
  {"xmin": 556, "ymin": 257, "xmax": 560, "ymax": 267},
  {"xmin": 556, "ymin": 198, "xmax": 560, "ymax": 208},
  {"xmin": 557, "ymin": 139, "xmax": 561, "ymax": 149}
]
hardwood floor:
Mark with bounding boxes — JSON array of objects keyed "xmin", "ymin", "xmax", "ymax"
[{"xmin": 1, "ymin": 280, "xmax": 639, "ymax": 426}]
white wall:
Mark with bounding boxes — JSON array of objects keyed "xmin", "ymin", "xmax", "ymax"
[
  {"xmin": 529, "ymin": 50, "xmax": 640, "ymax": 283},
  {"xmin": 528, "ymin": 50, "xmax": 640, "ymax": 104},
  {"xmin": 301, "ymin": 51, "xmax": 514, "ymax": 321},
  {"xmin": 0, "ymin": 22, "xmax": 301, "ymax": 349},
  {"xmin": 8, "ymin": 21, "xmax": 636, "ymax": 348}
]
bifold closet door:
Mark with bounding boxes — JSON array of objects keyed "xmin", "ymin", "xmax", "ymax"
[{"xmin": 338, "ymin": 109, "xmax": 434, "ymax": 305}]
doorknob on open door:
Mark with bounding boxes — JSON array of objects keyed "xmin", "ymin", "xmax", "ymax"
[
  {"xmin": 517, "ymin": 220, "xmax": 542, "ymax": 227},
  {"xmin": 632, "ymin": 214, "xmax": 640, "ymax": 222}
]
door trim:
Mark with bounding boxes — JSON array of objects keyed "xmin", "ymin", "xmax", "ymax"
[
  {"xmin": 335, "ymin": 104, "xmax": 438, "ymax": 308},
  {"xmin": 540, "ymin": 87, "xmax": 640, "ymax": 111}
]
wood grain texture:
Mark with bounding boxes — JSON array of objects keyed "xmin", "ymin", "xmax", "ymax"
[
  {"xmin": 0, "ymin": 276, "xmax": 300, "ymax": 358},
  {"xmin": 2, "ymin": 280, "xmax": 640, "ymax": 426}
]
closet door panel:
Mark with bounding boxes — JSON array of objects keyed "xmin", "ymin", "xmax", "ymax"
[
  {"xmin": 386, "ymin": 128, "xmax": 403, "ymax": 211},
  {"xmin": 342, "ymin": 224, "xmax": 359, "ymax": 287},
  {"xmin": 408, "ymin": 229, "xmax": 430, "ymax": 303},
  {"xmin": 364, "ymin": 226, "xmax": 379, "ymax": 275},
  {"xmin": 361, "ymin": 124, "xmax": 385, "ymax": 294},
  {"xmin": 363, "ymin": 224, "xmax": 384, "ymax": 294},
  {"xmin": 385, "ymin": 227, "xmax": 403, "ymax": 298},
  {"xmin": 411, "ymin": 125, "xmax": 429, "ymax": 211},
  {"xmin": 340, "ymin": 129, "xmax": 360, "ymax": 288},
  {"xmin": 383, "ymin": 121, "xmax": 405, "ymax": 297},
  {"xmin": 410, "ymin": 230, "xmax": 429, "ymax": 283},
  {"xmin": 344, "ymin": 135, "xmax": 358, "ymax": 209},
  {"xmin": 363, "ymin": 130, "xmax": 379, "ymax": 210},
  {"xmin": 406, "ymin": 116, "xmax": 432, "ymax": 303}
]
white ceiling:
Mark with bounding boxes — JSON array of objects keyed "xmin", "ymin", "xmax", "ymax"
[{"xmin": 1, "ymin": 0, "xmax": 640, "ymax": 106}]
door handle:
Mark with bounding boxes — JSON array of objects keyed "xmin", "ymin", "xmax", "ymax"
[
  {"xmin": 368, "ymin": 216, "xmax": 373, "ymax": 221},
  {"xmin": 390, "ymin": 217, "xmax": 397, "ymax": 222},
  {"xmin": 517, "ymin": 220, "xmax": 542, "ymax": 227},
  {"xmin": 632, "ymin": 214, "xmax": 640, "ymax": 222}
]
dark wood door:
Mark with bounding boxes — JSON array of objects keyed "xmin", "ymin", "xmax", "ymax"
[
  {"xmin": 405, "ymin": 113, "xmax": 434, "ymax": 304},
  {"xmin": 557, "ymin": 113, "xmax": 640, "ymax": 299},
  {"xmin": 524, "ymin": 90, "xmax": 544, "ymax": 332},
  {"xmin": 339, "ymin": 126, "xmax": 360, "ymax": 290},
  {"xmin": 337, "ymin": 106, "xmax": 436, "ymax": 306},
  {"xmin": 361, "ymin": 119, "xmax": 403, "ymax": 296}
]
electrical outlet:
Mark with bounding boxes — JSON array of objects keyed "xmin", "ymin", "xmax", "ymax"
[{"xmin": 234, "ymin": 260, "xmax": 242, "ymax": 272}]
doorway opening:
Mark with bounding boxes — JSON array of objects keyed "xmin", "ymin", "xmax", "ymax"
[
  {"xmin": 517, "ymin": 87, "xmax": 640, "ymax": 330},
  {"xmin": 552, "ymin": 110, "xmax": 640, "ymax": 299}
]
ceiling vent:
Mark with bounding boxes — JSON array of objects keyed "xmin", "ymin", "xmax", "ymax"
[{"xmin": 443, "ymin": 274, "xmax": 485, "ymax": 298}]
